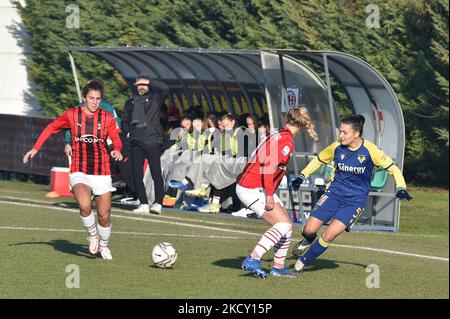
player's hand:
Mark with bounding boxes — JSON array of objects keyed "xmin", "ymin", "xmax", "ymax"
[
  {"xmin": 64, "ymin": 144, "xmax": 73, "ymax": 157},
  {"xmin": 23, "ymin": 148, "xmax": 38, "ymax": 164},
  {"xmin": 396, "ymin": 188, "xmax": 412, "ymax": 201},
  {"xmin": 110, "ymin": 150, "xmax": 123, "ymax": 161},
  {"xmin": 291, "ymin": 174, "xmax": 305, "ymax": 190},
  {"xmin": 265, "ymin": 195, "xmax": 274, "ymax": 211}
]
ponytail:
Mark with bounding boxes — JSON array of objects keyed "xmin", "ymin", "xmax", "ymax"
[{"xmin": 286, "ymin": 106, "xmax": 319, "ymax": 142}]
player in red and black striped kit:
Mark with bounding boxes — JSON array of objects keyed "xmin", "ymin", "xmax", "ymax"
[
  {"xmin": 23, "ymin": 79, "xmax": 123, "ymax": 260},
  {"xmin": 237, "ymin": 106, "xmax": 319, "ymax": 278}
]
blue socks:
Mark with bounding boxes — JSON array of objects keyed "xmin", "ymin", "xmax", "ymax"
[{"xmin": 300, "ymin": 236, "xmax": 329, "ymax": 265}]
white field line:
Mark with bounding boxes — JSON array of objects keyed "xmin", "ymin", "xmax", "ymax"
[
  {"xmin": 0, "ymin": 226, "xmax": 241, "ymax": 240},
  {"xmin": 330, "ymin": 243, "xmax": 449, "ymax": 261},
  {"xmin": 0, "ymin": 200, "xmax": 448, "ymax": 262},
  {"xmin": 0, "ymin": 196, "xmax": 233, "ymax": 227},
  {"xmin": 1, "ymin": 195, "xmax": 445, "ymax": 238},
  {"xmin": 0, "ymin": 200, "xmax": 264, "ymax": 237}
]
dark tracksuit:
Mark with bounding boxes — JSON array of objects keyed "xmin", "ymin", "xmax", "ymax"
[{"xmin": 122, "ymin": 80, "xmax": 169, "ymax": 205}]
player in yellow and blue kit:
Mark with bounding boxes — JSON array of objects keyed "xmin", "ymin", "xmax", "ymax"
[{"xmin": 290, "ymin": 115, "xmax": 412, "ymax": 273}]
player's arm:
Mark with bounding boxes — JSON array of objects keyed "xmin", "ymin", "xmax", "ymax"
[
  {"xmin": 260, "ymin": 138, "xmax": 293, "ymax": 197},
  {"xmin": 301, "ymin": 141, "xmax": 339, "ymax": 178},
  {"xmin": 292, "ymin": 141, "xmax": 339, "ymax": 189},
  {"xmin": 107, "ymin": 116, "xmax": 123, "ymax": 161},
  {"xmin": 256, "ymin": 138, "xmax": 277, "ymax": 202},
  {"xmin": 24, "ymin": 112, "xmax": 71, "ymax": 163},
  {"xmin": 151, "ymin": 80, "xmax": 170, "ymax": 105},
  {"xmin": 366, "ymin": 142, "xmax": 412, "ymax": 200}
]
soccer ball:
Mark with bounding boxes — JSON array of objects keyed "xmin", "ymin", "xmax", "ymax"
[{"xmin": 151, "ymin": 242, "xmax": 177, "ymax": 268}]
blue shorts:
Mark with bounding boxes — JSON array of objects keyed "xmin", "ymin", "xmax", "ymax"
[{"xmin": 310, "ymin": 193, "xmax": 366, "ymax": 230}]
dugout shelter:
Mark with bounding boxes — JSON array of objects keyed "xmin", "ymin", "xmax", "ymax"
[{"xmin": 68, "ymin": 46, "xmax": 405, "ymax": 231}]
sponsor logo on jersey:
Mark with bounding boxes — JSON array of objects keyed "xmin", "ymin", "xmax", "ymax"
[
  {"xmin": 357, "ymin": 155, "xmax": 366, "ymax": 163},
  {"xmin": 337, "ymin": 163, "xmax": 366, "ymax": 174},
  {"xmin": 282, "ymin": 145, "xmax": 290, "ymax": 156},
  {"xmin": 74, "ymin": 134, "xmax": 104, "ymax": 144}
]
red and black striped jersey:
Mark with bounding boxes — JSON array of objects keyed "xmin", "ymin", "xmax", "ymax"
[
  {"xmin": 33, "ymin": 107, "xmax": 122, "ymax": 175},
  {"xmin": 237, "ymin": 127, "xmax": 294, "ymax": 196}
]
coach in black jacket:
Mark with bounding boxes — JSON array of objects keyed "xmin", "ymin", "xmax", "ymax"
[{"xmin": 122, "ymin": 74, "xmax": 169, "ymax": 214}]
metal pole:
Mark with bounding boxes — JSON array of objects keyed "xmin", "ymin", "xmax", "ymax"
[
  {"xmin": 323, "ymin": 54, "xmax": 338, "ymax": 140},
  {"xmin": 260, "ymin": 52, "xmax": 275, "ymax": 129},
  {"xmin": 68, "ymin": 51, "xmax": 82, "ymax": 103},
  {"xmin": 278, "ymin": 53, "xmax": 305, "ymax": 222}
]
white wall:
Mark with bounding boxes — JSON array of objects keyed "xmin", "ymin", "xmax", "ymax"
[{"xmin": 0, "ymin": 0, "xmax": 41, "ymax": 116}]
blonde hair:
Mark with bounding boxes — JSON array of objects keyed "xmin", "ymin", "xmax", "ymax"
[{"xmin": 286, "ymin": 106, "xmax": 319, "ymax": 141}]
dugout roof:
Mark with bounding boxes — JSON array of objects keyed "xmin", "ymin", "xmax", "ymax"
[
  {"xmin": 68, "ymin": 46, "xmax": 404, "ymax": 167},
  {"xmin": 68, "ymin": 46, "xmax": 405, "ymax": 230}
]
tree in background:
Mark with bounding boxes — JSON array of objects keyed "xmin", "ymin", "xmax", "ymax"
[{"xmin": 15, "ymin": 0, "xmax": 448, "ymax": 186}]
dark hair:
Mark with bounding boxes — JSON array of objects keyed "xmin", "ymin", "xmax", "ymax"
[
  {"xmin": 136, "ymin": 74, "xmax": 151, "ymax": 82},
  {"xmin": 207, "ymin": 113, "xmax": 218, "ymax": 128},
  {"xmin": 82, "ymin": 78, "xmax": 104, "ymax": 98},
  {"xmin": 342, "ymin": 114, "xmax": 365, "ymax": 136},
  {"xmin": 180, "ymin": 114, "xmax": 192, "ymax": 122},
  {"xmin": 246, "ymin": 114, "xmax": 259, "ymax": 128},
  {"xmin": 221, "ymin": 113, "xmax": 237, "ymax": 123},
  {"xmin": 191, "ymin": 108, "xmax": 204, "ymax": 121}
]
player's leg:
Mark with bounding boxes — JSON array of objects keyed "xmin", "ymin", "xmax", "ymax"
[
  {"xmin": 295, "ymin": 202, "xmax": 361, "ymax": 272},
  {"xmin": 72, "ymin": 181, "xmax": 99, "ymax": 254},
  {"xmin": 145, "ymin": 146, "xmax": 164, "ymax": 214},
  {"xmin": 292, "ymin": 217, "xmax": 323, "ymax": 257},
  {"xmin": 241, "ymin": 190, "xmax": 293, "ymax": 278},
  {"xmin": 95, "ymin": 192, "xmax": 113, "ymax": 260},
  {"xmin": 236, "ymin": 186, "xmax": 270, "ymax": 278},
  {"xmin": 294, "ymin": 219, "xmax": 346, "ymax": 272},
  {"xmin": 292, "ymin": 194, "xmax": 335, "ymax": 257},
  {"xmin": 267, "ymin": 203, "xmax": 296, "ymax": 278},
  {"xmin": 91, "ymin": 174, "xmax": 116, "ymax": 260},
  {"xmin": 131, "ymin": 146, "xmax": 150, "ymax": 213}
]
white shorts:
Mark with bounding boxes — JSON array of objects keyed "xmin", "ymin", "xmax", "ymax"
[
  {"xmin": 236, "ymin": 184, "xmax": 283, "ymax": 217},
  {"xmin": 69, "ymin": 172, "xmax": 116, "ymax": 196}
]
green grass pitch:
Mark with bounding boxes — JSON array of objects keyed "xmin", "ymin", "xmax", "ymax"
[{"xmin": 0, "ymin": 180, "xmax": 448, "ymax": 298}]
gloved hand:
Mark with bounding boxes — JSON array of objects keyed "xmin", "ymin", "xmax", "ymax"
[
  {"xmin": 395, "ymin": 188, "xmax": 412, "ymax": 201},
  {"xmin": 291, "ymin": 174, "xmax": 306, "ymax": 191}
]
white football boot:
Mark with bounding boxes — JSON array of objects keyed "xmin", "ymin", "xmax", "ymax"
[
  {"xmin": 197, "ymin": 203, "xmax": 221, "ymax": 213},
  {"xmin": 231, "ymin": 208, "xmax": 252, "ymax": 218},
  {"xmin": 132, "ymin": 204, "xmax": 150, "ymax": 214},
  {"xmin": 87, "ymin": 234, "xmax": 100, "ymax": 254},
  {"xmin": 294, "ymin": 258, "xmax": 306, "ymax": 273},
  {"xmin": 149, "ymin": 203, "xmax": 162, "ymax": 215},
  {"xmin": 99, "ymin": 246, "xmax": 113, "ymax": 260}
]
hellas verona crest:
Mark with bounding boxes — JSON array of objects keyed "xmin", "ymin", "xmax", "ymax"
[{"xmin": 357, "ymin": 155, "xmax": 366, "ymax": 163}]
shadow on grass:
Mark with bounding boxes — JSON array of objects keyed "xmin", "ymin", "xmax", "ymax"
[
  {"xmin": 9, "ymin": 240, "xmax": 96, "ymax": 259},
  {"xmin": 212, "ymin": 256, "xmax": 367, "ymax": 273}
]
